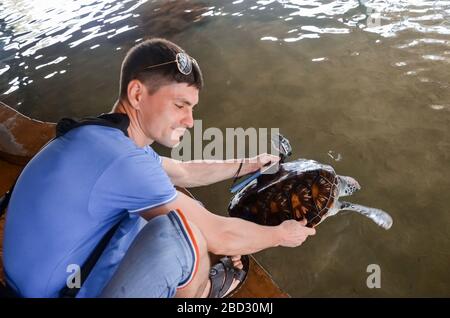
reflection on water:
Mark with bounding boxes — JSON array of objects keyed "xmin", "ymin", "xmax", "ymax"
[
  {"xmin": 0, "ymin": 0, "xmax": 208, "ymax": 118},
  {"xmin": 1, "ymin": 0, "xmax": 449, "ymax": 296}
]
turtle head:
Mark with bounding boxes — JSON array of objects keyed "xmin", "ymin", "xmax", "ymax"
[
  {"xmin": 271, "ymin": 133, "xmax": 292, "ymax": 163},
  {"xmin": 338, "ymin": 176, "xmax": 361, "ymax": 197}
]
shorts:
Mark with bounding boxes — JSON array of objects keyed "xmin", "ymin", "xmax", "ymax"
[{"xmin": 100, "ymin": 209, "xmax": 199, "ymax": 297}]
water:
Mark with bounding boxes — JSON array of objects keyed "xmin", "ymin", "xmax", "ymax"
[{"xmin": 1, "ymin": 0, "xmax": 449, "ymax": 297}]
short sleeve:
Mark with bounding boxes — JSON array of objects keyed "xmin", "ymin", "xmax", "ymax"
[
  {"xmin": 143, "ymin": 145, "xmax": 162, "ymax": 164},
  {"xmin": 88, "ymin": 148, "xmax": 177, "ymax": 217}
]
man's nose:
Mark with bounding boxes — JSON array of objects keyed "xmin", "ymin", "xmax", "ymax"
[{"xmin": 182, "ymin": 109, "xmax": 194, "ymax": 128}]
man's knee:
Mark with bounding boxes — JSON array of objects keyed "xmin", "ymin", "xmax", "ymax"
[{"xmin": 186, "ymin": 220, "xmax": 207, "ymax": 256}]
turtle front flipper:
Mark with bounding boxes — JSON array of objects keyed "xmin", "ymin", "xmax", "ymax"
[{"xmin": 337, "ymin": 201, "xmax": 393, "ymax": 230}]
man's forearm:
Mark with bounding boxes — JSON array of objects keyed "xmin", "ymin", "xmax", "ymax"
[
  {"xmin": 210, "ymin": 216, "xmax": 281, "ymax": 255},
  {"xmin": 141, "ymin": 190, "xmax": 282, "ymax": 255},
  {"xmin": 162, "ymin": 154, "xmax": 280, "ymax": 188},
  {"xmin": 166, "ymin": 159, "xmax": 258, "ymax": 187}
]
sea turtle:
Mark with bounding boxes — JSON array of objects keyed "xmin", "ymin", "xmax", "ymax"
[{"xmin": 228, "ymin": 135, "xmax": 393, "ymax": 230}]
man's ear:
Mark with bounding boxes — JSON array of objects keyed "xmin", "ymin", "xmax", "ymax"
[{"xmin": 127, "ymin": 79, "xmax": 144, "ymax": 110}]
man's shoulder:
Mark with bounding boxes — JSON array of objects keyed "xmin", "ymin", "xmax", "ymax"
[
  {"xmin": 68, "ymin": 124, "xmax": 129, "ymax": 143},
  {"xmin": 51, "ymin": 125, "xmax": 163, "ymax": 177},
  {"xmin": 65, "ymin": 125, "xmax": 142, "ymax": 157}
]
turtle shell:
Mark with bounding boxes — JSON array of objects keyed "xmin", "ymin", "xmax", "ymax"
[{"xmin": 228, "ymin": 159, "xmax": 339, "ymax": 227}]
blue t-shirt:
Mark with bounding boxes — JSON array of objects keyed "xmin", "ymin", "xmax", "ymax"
[{"xmin": 3, "ymin": 125, "xmax": 177, "ymax": 297}]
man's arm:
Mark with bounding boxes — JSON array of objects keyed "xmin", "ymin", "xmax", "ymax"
[
  {"xmin": 161, "ymin": 153, "xmax": 279, "ymax": 187},
  {"xmin": 139, "ymin": 190, "xmax": 315, "ymax": 256}
]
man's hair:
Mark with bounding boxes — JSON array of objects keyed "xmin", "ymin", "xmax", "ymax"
[{"xmin": 119, "ymin": 38, "xmax": 203, "ymax": 100}]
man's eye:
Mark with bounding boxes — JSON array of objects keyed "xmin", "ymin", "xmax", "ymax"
[{"xmin": 175, "ymin": 104, "xmax": 183, "ymax": 109}]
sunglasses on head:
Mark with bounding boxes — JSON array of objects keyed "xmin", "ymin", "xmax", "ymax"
[{"xmin": 142, "ymin": 52, "xmax": 196, "ymax": 75}]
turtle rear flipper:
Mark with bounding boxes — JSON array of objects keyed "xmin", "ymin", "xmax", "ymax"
[{"xmin": 337, "ymin": 201, "xmax": 393, "ymax": 230}]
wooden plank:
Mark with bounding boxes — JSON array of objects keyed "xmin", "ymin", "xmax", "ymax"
[
  {"xmin": 0, "ymin": 102, "xmax": 55, "ymax": 165},
  {"xmin": 0, "ymin": 102, "xmax": 288, "ymax": 297},
  {"xmin": 232, "ymin": 256, "xmax": 288, "ymax": 298}
]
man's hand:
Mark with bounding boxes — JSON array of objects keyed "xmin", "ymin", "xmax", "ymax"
[
  {"xmin": 276, "ymin": 219, "xmax": 316, "ymax": 247},
  {"xmin": 240, "ymin": 153, "xmax": 280, "ymax": 176}
]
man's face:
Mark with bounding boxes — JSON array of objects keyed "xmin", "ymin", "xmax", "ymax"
[{"xmin": 137, "ymin": 82, "xmax": 198, "ymax": 148}]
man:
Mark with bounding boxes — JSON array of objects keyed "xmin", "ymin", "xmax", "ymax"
[{"xmin": 3, "ymin": 38, "xmax": 315, "ymax": 298}]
